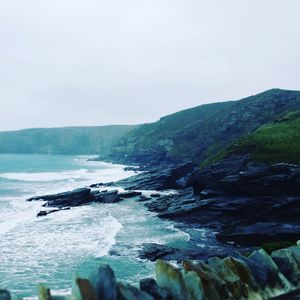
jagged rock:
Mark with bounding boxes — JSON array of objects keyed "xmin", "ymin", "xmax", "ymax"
[
  {"xmin": 183, "ymin": 271, "xmax": 204, "ymax": 300},
  {"xmin": 71, "ymin": 273, "xmax": 96, "ymax": 300},
  {"xmin": 155, "ymin": 260, "xmax": 189, "ymax": 300},
  {"xmin": 0, "ymin": 290, "xmax": 11, "ymax": 300},
  {"xmin": 193, "ymin": 156, "xmax": 300, "ymax": 196},
  {"xmin": 89, "ymin": 264, "xmax": 117, "ymax": 300},
  {"xmin": 183, "ymin": 260, "xmax": 226, "ymax": 300},
  {"xmin": 140, "ymin": 278, "xmax": 171, "ymax": 300},
  {"xmin": 269, "ymin": 287, "xmax": 300, "ymax": 299},
  {"xmin": 29, "ymin": 188, "xmax": 126, "ymax": 211},
  {"xmin": 38, "ymin": 284, "xmax": 51, "ymax": 300},
  {"xmin": 117, "ymin": 283, "xmax": 153, "ymax": 300},
  {"xmin": 29, "ymin": 188, "xmax": 94, "ymax": 207},
  {"xmin": 272, "ymin": 246, "xmax": 300, "ymax": 285},
  {"xmin": 115, "ymin": 162, "xmax": 194, "ymax": 190}
]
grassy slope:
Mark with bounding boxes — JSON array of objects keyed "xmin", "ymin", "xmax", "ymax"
[
  {"xmin": 112, "ymin": 89, "xmax": 300, "ymax": 163},
  {"xmin": 202, "ymin": 110, "xmax": 300, "ymax": 166}
]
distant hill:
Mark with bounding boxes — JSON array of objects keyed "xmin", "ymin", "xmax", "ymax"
[
  {"xmin": 202, "ymin": 110, "xmax": 300, "ymax": 166},
  {"xmin": 104, "ymin": 89, "xmax": 300, "ymax": 165},
  {"xmin": 1, "ymin": 89, "xmax": 300, "ymax": 164},
  {"xmin": 0, "ymin": 125, "xmax": 137, "ymax": 155}
]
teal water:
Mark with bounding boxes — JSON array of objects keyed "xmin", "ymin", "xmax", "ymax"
[{"xmin": 0, "ymin": 154, "xmax": 190, "ymax": 298}]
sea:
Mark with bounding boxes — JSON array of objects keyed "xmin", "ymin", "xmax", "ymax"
[{"xmin": 0, "ymin": 154, "xmax": 190, "ymax": 298}]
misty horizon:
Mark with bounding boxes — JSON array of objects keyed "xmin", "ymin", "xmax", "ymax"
[{"xmin": 1, "ymin": 0, "xmax": 300, "ymax": 131}]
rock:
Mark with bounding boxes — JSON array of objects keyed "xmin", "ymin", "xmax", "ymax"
[
  {"xmin": 115, "ymin": 162, "xmax": 194, "ymax": 190},
  {"xmin": 217, "ymin": 223, "xmax": 300, "ymax": 246},
  {"xmin": 123, "ymin": 166, "xmax": 141, "ymax": 172},
  {"xmin": 137, "ymin": 195, "xmax": 150, "ymax": 202},
  {"xmin": 150, "ymin": 193, "xmax": 161, "ymax": 198},
  {"xmin": 269, "ymin": 287, "xmax": 300, "ymax": 299},
  {"xmin": 38, "ymin": 284, "xmax": 51, "ymax": 300},
  {"xmin": 90, "ymin": 183, "xmax": 104, "ymax": 188},
  {"xmin": 37, "ymin": 211, "xmax": 48, "ymax": 217},
  {"xmin": 71, "ymin": 273, "xmax": 96, "ymax": 300},
  {"xmin": 89, "ymin": 264, "xmax": 117, "ymax": 300},
  {"xmin": 272, "ymin": 246, "xmax": 300, "ymax": 285},
  {"xmin": 155, "ymin": 260, "xmax": 189, "ymax": 300},
  {"xmin": 193, "ymin": 156, "xmax": 300, "ymax": 196},
  {"xmin": 140, "ymin": 278, "xmax": 171, "ymax": 300},
  {"xmin": 118, "ymin": 191, "xmax": 142, "ymax": 198},
  {"xmin": 118, "ymin": 283, "xmax": 153, "ymax": 300},
  {"xmin": 183, "ymin": 271, "xmax": 204, "ymax": 300},
  {"xmin": 0, "ymin": 290, "xmax": 11, "ymax": 300},
  {"xmin": 139, "ymin": 243, "xmax": 199, "ymax": 262},
  {"xmin": 199, "ymin": 189, "xmax": 225, "ymax": 199},
  {"xmin": 99, "ymin": 190, "xmax": 120, "ymax": 203},
  {"xmin": 28, "ymin": 188, "xmax": 94, "ymax": 208},
  {"xmin": 30, "ymin": 188, "xmax": 123, "ymax": 209}
]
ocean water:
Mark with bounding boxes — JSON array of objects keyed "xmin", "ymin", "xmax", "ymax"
[{"xmin": 0, "ymin": 154, "xmax": 190, "ymax": 298}]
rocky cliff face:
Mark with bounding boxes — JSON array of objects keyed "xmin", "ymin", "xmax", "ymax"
[{"xmin": 103, "ymin": 89, "xmax": 300, "ymax": 166}]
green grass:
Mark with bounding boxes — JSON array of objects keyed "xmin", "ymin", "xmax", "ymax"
[{"xmin": 201, "ymin": 110, "xmax": 300, "ymax": 166}]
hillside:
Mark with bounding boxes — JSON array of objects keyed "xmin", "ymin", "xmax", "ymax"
[
  {"xmin": 0, "ymin": 125, "xmax": 137, "ymax": 155},
  {"xmin": 104, "ymin": 89, "xmax": 300, "ymax": 165},
  {"xmin": 202, "ymin": 110, "xmax": 300, "ymax": 166}
]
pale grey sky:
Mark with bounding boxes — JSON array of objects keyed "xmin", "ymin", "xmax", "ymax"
[{"xmin": 0, "ymin": 0, "xmax": 299, "ymax": 131}]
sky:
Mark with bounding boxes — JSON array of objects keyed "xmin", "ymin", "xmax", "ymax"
[{"xmin": 0, "ymin": 0, "xmax": 300, "ymax": 131}]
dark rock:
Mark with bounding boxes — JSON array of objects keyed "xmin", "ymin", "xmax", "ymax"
[
  {"xmin": 150, "ymin": 193, "xmax": 161, "ymax": 198},
  {"xmin": 115, "ymin": 162, "xmax": 194, "ymax": 190},
  {"xmin": 123, "ymin": 166, "xmax": 141, "ymax": 172},
  {"xmin": 28, "ymin": 188, "xmax": 94, "ymax": 208},
  {"xmin": 89, "ymin": 264, "xmax": 118, "ymax": 300},
  {"xmin": 90, "ymin": 183, "xmax": 104, "ymax": 188},
  {"xmin": 0, "ymin": 290, "xmax": 11, "ymax": 300},
  {"xmin": 192, "ymin": 156, "xmax": 300, "ymax": 196},
  {"xmin": 118, "ymin": 283, "xmax": 153, "ymax": 300},
  {"xmin": 269, "ymin": 287, "xmax": 300, "ymax": 299},
  {"xmin": 140, "ymin": 278, "xmax": 171, "ymax": 300},
  {"xmin": 138, "ymin": 243, "xmax": 199, "ymax": 262},
  {"xmin": 199, "ymin": 189, "xmax": 225, "ymax": 199},
  {"xmin": 137, "ymin": 195, "xmax": 150, "ymax": 202},
  {"xmin": 37, "ymin": 211, "xmax": 48, "ymax": 217},
  {"xmin": 30, "ymin": 188, "xmax": 123, "ymax": 208},
  {"xmin": 118, "ymin": 191, "xmax": 142, "ymax": 198},
  {"xmin": 217, "ymin": 223, "xmax": 300, "ymax": 246}
]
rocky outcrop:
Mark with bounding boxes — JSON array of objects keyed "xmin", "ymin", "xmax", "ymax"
[
  {"xmin": 192, "ymin": 156, "xmax": 300, "ymax": 196},
  {"xmin": 115, "ymin": 162, "xmax": 194, "ymax": 190},
  {"xmin": 28, "ymin": 188, "xmax": 143, "ymax": 214},
  {"xmin": 5, "ymin": 242, "xmax": 300, "ymax": 300}
]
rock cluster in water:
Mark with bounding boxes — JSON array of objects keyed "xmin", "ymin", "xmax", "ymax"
[
  {"xmin": 3, "ymin": 242, "xmax": 300, "ymax": 300},
  {"xmin": 27, "ymin": 188, "xmax": 142, "ymax": 217}
]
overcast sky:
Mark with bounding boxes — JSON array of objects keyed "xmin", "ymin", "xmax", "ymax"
[{"xmin": 0, "ymin": 0, "xmax": 299, "ymax": 131}]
